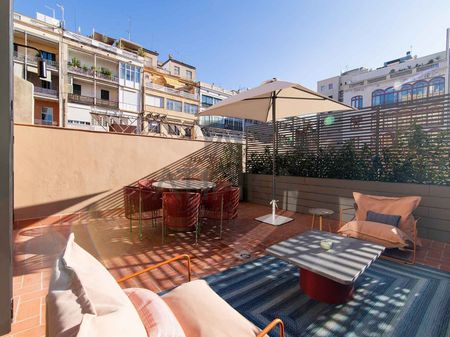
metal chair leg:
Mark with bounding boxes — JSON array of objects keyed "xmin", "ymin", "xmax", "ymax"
[{"xmin": 219, "ymin": 197, "xmax": 224, "ymax": 239}]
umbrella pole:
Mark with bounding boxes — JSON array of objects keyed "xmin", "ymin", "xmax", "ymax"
[
  {"xmin": 271, "ymin": 93, "xmax": 277, "ymax": 214},
  {"xmin": 255, "ymin": 91, "xmax": 293, "ymax": 226}
]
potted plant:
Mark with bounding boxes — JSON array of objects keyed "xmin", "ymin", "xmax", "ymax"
[{"xmin": 71, "ymin": 57, "xmax": 81, "ymax": 68}]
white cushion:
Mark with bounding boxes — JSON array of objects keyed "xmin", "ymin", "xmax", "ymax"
[
  {"xmin": 47, "ymin": 233, "xmax": 147, "ymax": 337},
  {"xmin": 162, "ymin": 280, "xmax": 263, "ymax": 337}
]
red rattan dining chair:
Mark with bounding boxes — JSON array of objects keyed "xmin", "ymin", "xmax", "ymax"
[
  {"xmin": 223, "ymin": 187, "xmax": 240, "ymax": 221},
  {"xmin": 201, "ymin": 190, "xmax": 224, "ymax": 239},
  {"xmin": 124, "ymin": 185, "xmax": 162, "ymax": 239},
  {"xmin": 214, "ymin": 180, "xmax": 232, "ymax": 191},
  {"xmin": 138, "ymin": 178, "xmax": 157, "ymax": 189},
  {"xmin": 162, "ymin": 192, "xmax": 201, "ymax": 244}
]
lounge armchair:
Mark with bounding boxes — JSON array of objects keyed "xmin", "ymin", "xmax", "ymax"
[
  {"xmin": 46, "ymin": 234, "xmax": 284, "ymax": 337},
  {"xmin": 338, "ymin": 192, "xmax": 421, "ymax": 264}
]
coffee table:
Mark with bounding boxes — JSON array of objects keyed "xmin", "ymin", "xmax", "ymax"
[{"xmin": 266, "ymin": 231, "xmax": 385, "ymax": 304}]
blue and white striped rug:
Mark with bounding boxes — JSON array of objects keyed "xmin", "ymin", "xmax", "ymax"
[{"xmin": 203, "ymin": 256, "xmax": 450, "ymax": 337}]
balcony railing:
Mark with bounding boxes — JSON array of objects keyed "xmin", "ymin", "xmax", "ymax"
[
  {"xmin": 96, "ymin": 71, "xmax": 119, "ymax": 82},
  {"xmin": 27, "ymin": 55, "xmax": 58, "ymax": 68},
  {"xmin": 145, "ymin": 82, "xmax": 198, "ymax": 100},
  {"xmin": 13, "ymin": 51, "xmax": 25, "ymax": 62},
  {"xmin": 34, "ymin": 119, "xmax": 58, "ymax": 126},
  {"xmin": 68, "ymin": 93, "xmax": 119, "ymax": 109},
  {"xmin": 13, "ymin": 52, "xmax": 59, "ymax": 68},
  {"xmin": 97, "ymin": 98, "xmax": 119, "ymax": 109},
  {"xmin": 68, "ymin": 93, "xmax": 94, "ymax": 105},
  {"xmin": 34, "ymin": 87, "xmax": 58, "ymax": 97},
  {"xmin": 68, "ymin": 65, "xmax": 95, "ymax": 77}
]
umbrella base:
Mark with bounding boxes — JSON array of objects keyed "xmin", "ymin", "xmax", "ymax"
[{"xmin": 255, "ymin": 213, "xmax": 293, "ymax": 226}]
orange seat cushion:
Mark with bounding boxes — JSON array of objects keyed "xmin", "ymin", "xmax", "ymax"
[
  {"xmin": 353, "ymin": 192, "xmax": 421, "ymax": 242},
  {"xmin": 338, "ymin": 220, "xmax": 410, "ymax": 248}
]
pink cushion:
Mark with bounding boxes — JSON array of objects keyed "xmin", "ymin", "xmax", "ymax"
[
  {"xmin": 338, "ymin": 220, "xmax": 409, "ymax": 248},
  {"xmin": 353, "ymin": 192, "xmax": 421, "ymax": 242},
  {"xmin": 47, "ymin": 234, "xmax": 147, "ymax": 337},
  {"xmin": 162, "ymin": 280, "xmax": 263, "ymax": 337},
  {"xmin": 124, "ymin": 288, "xmax": 186, "ymax": 337}
]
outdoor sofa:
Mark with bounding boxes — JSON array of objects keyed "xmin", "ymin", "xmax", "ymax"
[
  {"xmin": 338, "ymin": 192, "xmax": 421, "ymax": 264},
  {"xmin": 46, "ymin": 234, "xmax": 284, "ymax": 337}
]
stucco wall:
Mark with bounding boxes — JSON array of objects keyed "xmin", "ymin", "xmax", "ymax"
[
  {"xmin": 14, "ymin": 124, "xmax": 210, "ymax": 220},
  {"xmin": 13, "ymin": 76, "xmax": 33, "ymax": 124},
  {"xmin": 246, "ymin": 174, "xmax": 450, "ymax": 242}
]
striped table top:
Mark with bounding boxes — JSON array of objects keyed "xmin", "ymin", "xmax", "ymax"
[
  {"xmin": 266, "ymin": 230, "xmax": 385, "ymax": 285},
  {"xmin": 152, "ymin": 180, "xmax": 216, "ymax": 191}
]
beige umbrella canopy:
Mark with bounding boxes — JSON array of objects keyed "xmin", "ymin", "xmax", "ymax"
[
  {"xmin": 198, "ymin": 79, "xmax": 354, "ymax": 225},
  {"xmin": 198, "ymin": 79, "xmax": 353, "ymax": 122}
]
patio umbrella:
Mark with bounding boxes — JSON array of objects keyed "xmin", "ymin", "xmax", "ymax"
[{"xmin": 198, "ymin": 79, "xmax": 354, "ymax": 225}]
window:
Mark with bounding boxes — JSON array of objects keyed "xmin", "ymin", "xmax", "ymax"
[
  {"xmin": 100, "ymin": 90, "xmax": 109, "ymax": 100},
  {"xmin": 399, "ymin": 84, "xmax": 412, "ymax": 102},
  {"xmin": 135, "ymin": 68, "xmax": 140, "ymax": 83},
  {"xmin": 320, "ymin": 85, "xmax": 325, "ymax": 92},
  {"xmin": 328, "ymin": 83, "xmax": 333, "ymax": 90},
  {"xmin": 429, "ymin": 77, "xmax": 445, "ymax": 96},
  {"xmin": 120, "ymin": 63, "xmax": 125, "ymax": 79},
  {"xmin": 384, "ymin": 87, "xmax": 397, "ymax": 104},
  {"xmin": 350, "ymin": 95, "xmax": 363, "ymax": 109},
  {"xmin": 371, "ymin": 89, "xmax": 384, "ymax": 106},
  {"xmin": 166, "ymin": 99, "xmax": 182, "ymax": 112},
  {"xmin": 146, "ymin": 94, "xmax": 164, "ymax": 108},
  {"xmin": 41, "ymin": 107, "xmax": 53, "ymax": 124},
  {"xmin": 184, "ymin": 103, "xmax": 198, "ymax": 114},
  {"xmin": 41, "ymin": 80, "xmax": 51, "ymax": 89},
  {"xmin": 201, "ymin": 95, "xmax": 222, "ymax": 108},
  {"xmin": 186, "ymin": 70, "xmax": 192, "ymax": 80},
  {"xmin": 412, "ymin": 81, "xmax": 428, "ymax": 99},
  {"xmin": 41, "ymin": 51, "xmax": 56, "ymax": 62},
  {"xmin": 174, "ymin": 66, "xmax": 180, "ymax": 76},
  {"xmin": 73, "ymin": 84, "xmax": 81, "ymax": 95}
]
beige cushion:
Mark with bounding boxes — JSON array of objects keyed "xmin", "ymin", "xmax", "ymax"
[
  {"xmin": 338, "ymin": 220, "xmax": 409, "ymax": 248},
  {"xmin": 162, "ymin": 280, "xmax": 263, "ymax": 337},
  {"xmin": 124, "ymin": 287, "xmax": 186, "ymax": 337},
  {"xmin": 47, "ymin": 233, "xmax": 147, "ymax": 337},
  {"xmin": 353, "ymin": 192, "xmax": 421, "ymax": 242}
]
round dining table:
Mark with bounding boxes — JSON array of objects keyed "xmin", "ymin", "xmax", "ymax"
[{"xmin": 152, "ymin": 179, "xmax": 216, "ymax": 192}]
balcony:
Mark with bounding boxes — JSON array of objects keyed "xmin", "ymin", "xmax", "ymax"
[
  {"xmin": 34, "ymin": 86, "xmax": 58, "ymax": 98},
  {"xmin": 13, "ymin": 51, "xmax": 59, "ymax": 69},
  {"xmin": 68, "ymin": 93, "xmax": 119, "ymax": 109},
  {"xmin": 68, "ymin": 93, "xmax": 94, "ymax": 105},
  {"xmin": 96, "ymin": 71, "xmax": 119, "ymax": 83},
  {"xmin": 68, "ymin": 65, "xmax": 95, "ymax": 77},
  {"xmin": 97, "ymin": 98, "xmax": 119, "ymax": 109},
  {"xmin": 145, "ymin": 82, "xmax": 198, "ymax": 100},
  {"xmin": 34, "ymin": 118, "xmax": 58, "ymax": 126}
]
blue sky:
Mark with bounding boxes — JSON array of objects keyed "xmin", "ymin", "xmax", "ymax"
[{"xmin": 14, "ymin": 0, "xmax": 450, "ymax": 90}]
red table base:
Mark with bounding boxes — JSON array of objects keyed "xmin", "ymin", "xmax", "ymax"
[{"xmin": 299, "ymin": 268, "xmax": 353, "ymax": 304}]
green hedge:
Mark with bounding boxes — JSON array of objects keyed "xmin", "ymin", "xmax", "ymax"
[{"xmin": 248, "ymin": 124, "xmax": 449, "ymax": 186}]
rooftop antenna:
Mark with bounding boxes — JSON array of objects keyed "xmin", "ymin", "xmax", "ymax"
[
  {"xmin": 127, "ymin": 17, "xmax": 131, "ymax": 40},
  {"xmin": 56, "ymin": 3, "xmax": 65, "ymax": 28},
  {"xmin": 45, "ymin": 5, "xmax": 55, "ymax": 18}
]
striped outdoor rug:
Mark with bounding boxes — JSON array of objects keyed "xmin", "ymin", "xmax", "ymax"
[{"xmin": 203, "ymin": 256, "xmax": 450, "ymax": 337}]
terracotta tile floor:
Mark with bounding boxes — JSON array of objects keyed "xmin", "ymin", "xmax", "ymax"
[{"xmin": 5, "ymin": 202, "xmax": 450, "ymax": 336}]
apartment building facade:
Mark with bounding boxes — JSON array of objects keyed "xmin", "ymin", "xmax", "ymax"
[
  {"xmin": 142, "ymin": 52, "xmax": 200, "ymax": 138},
  {"xmin": 13, "ymin": 11, "xmax": 202, "ymax": 138},
  {"xmin": 64, "ymin": 33, "xmax": 144, "ymax": 132},
  {"xmin": 317, "ymin": 31, "xmax": 450, "ymax": 109},
  {"xmin": 13, "ymin": 12, "xmax": 63, "ymax": 126}
]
